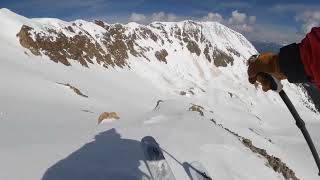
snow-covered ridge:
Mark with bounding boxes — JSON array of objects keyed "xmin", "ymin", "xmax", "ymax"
[
  {"xmin": 11, "ymin": 8, "xmax": 255, "ymax": 68},
  {"xmin": 1, "ymin": 8, "xmax": 320, "ymax": 180},
  {"xmin": 1, "ymin": 7, "xmax": 316, "ymax": 112},
  {"xmin": 1, "ymin": 7, "xmax": 258, "ymax": 94}
]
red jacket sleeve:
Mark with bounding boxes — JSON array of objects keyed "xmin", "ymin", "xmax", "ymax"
[
  {"xmin": 278, "ymin": 27, "xmax": 320, "ymax": 90},
  {"xmin": 299, "ymin": 27, "xmax": 320, "ymax": 89}
]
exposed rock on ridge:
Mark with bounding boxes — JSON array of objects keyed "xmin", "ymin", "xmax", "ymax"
[{"xmin": 17, "ymin": 20, "xmax": 250, "ymax": 69}]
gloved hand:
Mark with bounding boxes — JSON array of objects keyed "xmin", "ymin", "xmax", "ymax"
[{"xmin": 247, "ymin": 52, "xmax": 287, "ymax": 91}]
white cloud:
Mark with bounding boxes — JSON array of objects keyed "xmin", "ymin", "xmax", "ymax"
[
  {"xmin": 249, "ymin": 16, "xmax": 256, "ymax": 24},
  {"xmin": 296, "ymin": 11, "xmax": 320, "ymax": 34},
  {"xmin": 129, "ymin": 13, "xmax": 147, "ymax": 23},
  {"xmin": 246, "ymin": 24, "xmax": 303, "ymax": 44},
  {"xmin": 202, "ymin": 11, "xmax": 256, "ymax": 33},
  {"xmin": 151, "ymin": 12, "xmax": 166, "ymax": 22},
  {"xmin": 151, "ymin": 12, "xmax": 178, "ymax": 22},
  {"xmin": 201, "ymin": 12, "xmax": 224, "ymax": 23},
  {"xmin": 270, "ymin": 4, "xmax": 320, "ymax": 35},
  {"xmin": 201, "ymin": 10, "xmax": 301, "ymax": 43},
  {"xmin": 167, "ymin": 13, "xmax": 178, "ymax": 21},
  {"xmin": 227, "ymin": 10, "xmax": 256, "ymax": 33},
  {"xmin": 231, "ymin": 24, "xmax": 253, "ymax": 33},
  {"xmin": 128, "ymin": 12, "xmax": 179, "ymax": 23},
  {"xmin": 228, "ymin": 10, "xmax": 247, "ymax": 25},
  {"xmin": 271, "ymin": 4, "xmax": 320, "ymax": 13}
]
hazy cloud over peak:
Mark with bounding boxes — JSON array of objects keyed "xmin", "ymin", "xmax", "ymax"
[
  {"xmin": 271, "ymin": 4, "xmax": 320, "ymax": 13},
  {"xmin": 151, "ymin": 12, "xmax": 177, "ymax": 22},
  {"xmin": 129, "ymin": 13, "xmax": 146, "ymax": 23},
  {"xmin": 129, "ymin": 12, "xmax": 179, "ymax": 24},
  {"xmin": 201, "ymin": 12, "xmax": 224, "ymax": 23},
  {"xmin": 228, "ymin": 10, "xmax": 247, "ymax": 25},
  {"xmin": 248, "ymin": 16, "xmax": 256, "ymax": 24},
  {"xmin": 296, "ymin": 11, "xmax": 320, "ymax": 33},
  {"xmin": 202, "ymin": 10, "xmax": 256, "ymax": 33}
]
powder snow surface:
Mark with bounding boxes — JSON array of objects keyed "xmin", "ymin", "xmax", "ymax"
[{"xmin": 0, "ymin": 8, "xmax": 320, "ymax": 180}]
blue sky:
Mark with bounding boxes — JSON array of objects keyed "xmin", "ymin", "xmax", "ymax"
[{"xmin": 1, "ymin": 0, "xmax": 320, "ymax": 44}]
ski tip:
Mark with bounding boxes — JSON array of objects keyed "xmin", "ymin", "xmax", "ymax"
[
  {"xmin": 190, "ymin": 161, "xmax": 202, "ymax": 166},
  {"xmin": 141, "ymin": 136, "xmax": 165, "ymax": 161},
  {"xmin": 141, "ymin": 136, "xmax": 158, "ymax": 144}
]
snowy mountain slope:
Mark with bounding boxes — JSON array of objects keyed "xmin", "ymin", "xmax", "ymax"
[{"xmin": 0, "ymin": 8, "xmax": 320, "ymax": 180}]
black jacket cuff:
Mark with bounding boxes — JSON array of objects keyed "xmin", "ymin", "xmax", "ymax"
[{"xmin": 278, "ymin": 43, "xmax": 309, "ymax": 83}]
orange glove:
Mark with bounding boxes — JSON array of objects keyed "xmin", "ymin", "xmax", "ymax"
[{"xmin": 247, "ymin": 53, "xmax": 287, "ymax": 91}]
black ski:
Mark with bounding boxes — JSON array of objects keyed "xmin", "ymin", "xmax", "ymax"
[{"xmin": 141, "ymin": 136, "xmax": 176, "ymax": 180}]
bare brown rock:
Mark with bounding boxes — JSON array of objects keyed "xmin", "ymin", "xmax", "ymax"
[
  {"xmin": 82, "ymin": 109, "xmax": 94, "ymax": 113},
  {"xmin": 204, "ymin": 45, "xmax": 211, "ymax": 62},
  {"xmin": 212, "ymin": 48, "xmax": 234, "ymax": 67},
  {"xmin": 58, "ymin": 83, "xmax": 88, "ymax": 98},
  {"xmin": 17, "ymin": 25, "xmax": 41, "ymax": 56},
  {"xmin": 127, "ymin": 39, "xmax": 139, "ymax": 57},
  {"xmin": 65, "ymin": 26, "xmax": 75, "ymax": 33},
  {"xmin": 140, "ymin": 27, "xmax": 158, "ymax": 42},
  {"xmin": 242, "ymin": 138, "xmax": 299, "ymax": 180},
  {"xmin": 153, "ymin": 100, "xmax": 164, "ymax": 110},
  {"xmin": 227, "ymin": 47, "xmax": 240, "ymax": 57},
  {"xmin": 186, "ymin": 40, "xmax": 201, "ymax": 56},
  {"xmin": 189, "ymin": 104, "xmax": 204, "ymax": 116},
  {"xmin": 173, "ymin": 25, "xmax": 182, "ymax": 41},
  {"xmin": 155, "ymin": 49, "xmax": 168, "ymax": 63},
  {"xmin": 17, "ymin": 20, "xmax": 238, "ymax": 71},
  {"xmin": 100, "ymin": 24, "xmax": 131, "ymax": 68},
  {"xmin": 94, "ymin": 20, "xmax": 106, "ymax": 28},
  {"xmin": 188, "ymin": 90, "xmax": 195, "ymax": 95},
  {"xmin": 210, "ymin": 119, "xmax": 299, "ymax": 180},
  {"xmin": 98, "ymin": 112, "xmax": 120, "ymax": 124},
  {"xmin": 17, "ymin": 25, "xmax": 115, "ymax": 67}
]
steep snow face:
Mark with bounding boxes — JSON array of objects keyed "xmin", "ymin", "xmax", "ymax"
[
  {"xmin": 1, "ymin": 8, "xmax": 320, "ymax": 180},
  {"xmin": 15, "ymin": 13, "xmax": 258, "ymax": 92}
]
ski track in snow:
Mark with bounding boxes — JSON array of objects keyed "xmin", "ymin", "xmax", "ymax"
[{"xmin": 0, "ymin": 8, "xmax": 320, "ymax": 180}]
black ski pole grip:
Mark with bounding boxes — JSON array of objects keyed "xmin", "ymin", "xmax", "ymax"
[
  {"xmin": 264, "ymin": 73, "xmax": 278, "ymax": 91},
  {"xmin": 262, "ymin": 73, "xmax": 283, "ymax": 92},
  {"xmin": 279, "ymin": 90, "xmax": 320, "ymax": 176}
]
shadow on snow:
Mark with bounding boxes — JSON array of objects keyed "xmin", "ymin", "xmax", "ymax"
[{"xmin": 42, "ymin": 128, "xmax": 150, "ymax": 180}]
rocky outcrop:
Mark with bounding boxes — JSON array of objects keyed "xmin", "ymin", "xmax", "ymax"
[
  {"xmin": 153, "ymin": 100, "xmax": 164, "ymax": 110},
  {"xmin": 180, "ymin": 88, "xmax": 196, "ymax": 96},
  {"xmin": 242, "ymin": 139, "xmax": 298, "ymax": 180},
  {"xmin": 186, "ymin": 40, "xmax": 201, "ymax": 56},
  {"xmin": 188, "ymin": 104, "xmax": 204, "ymax": 116},
  {"xmin": 17, "ymin": 25, "xmax": 110, "ymax": 67},
  {"xmin": 155, "ymin": 49, "xmax": 168, "ymax": 63},
  {"xmin": 212, "ymin": 48, "xmax": 234, "ymax": 67},
  {"xmin": 203, "ymin": 42, "xmax": 234, "ymax": 66},
  {"xmin": 98, "ymin": 112, "xmax": 120, "ymax": 124},
  {"xmin": 210, "ymin": 119, "xmax": 299, "ymax": 180},
  {"xmin": 17, "ymin": 20, "xmax": 240, "ymax": 69},
  {"xmin": 58, "ymin": 83, "xmax": 88, "ymax": 98},
  {"xmin": 17, "ymin": 25, "xmax": 41, "ymax": 56}
]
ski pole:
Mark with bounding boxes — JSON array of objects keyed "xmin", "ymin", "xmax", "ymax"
[
  {"xmin": 265, "ymin": 74, "xmax": 320, "ymax": 176},
  {"xmin": 247, "ymin": 55, "xmax": 320, "ymax": 175}
]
